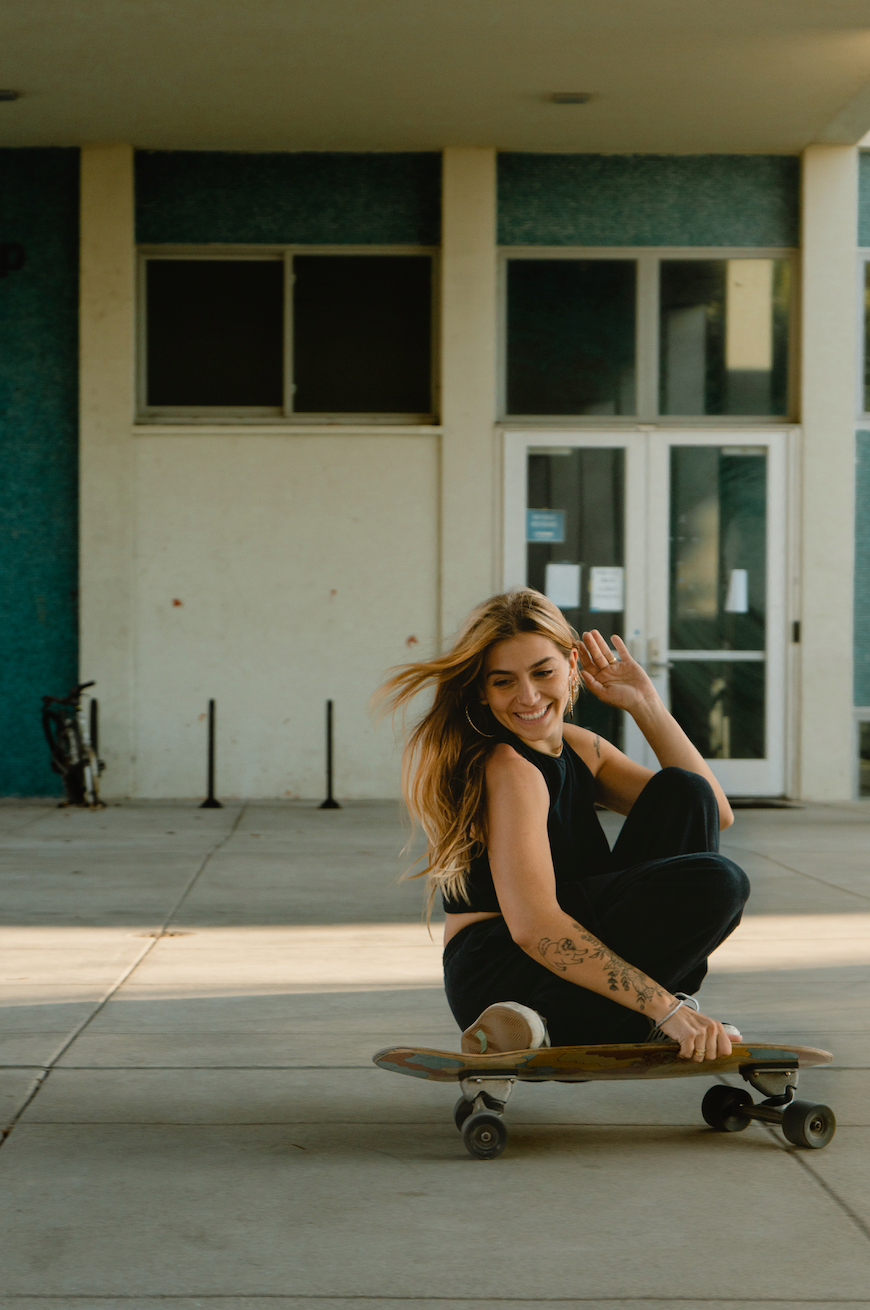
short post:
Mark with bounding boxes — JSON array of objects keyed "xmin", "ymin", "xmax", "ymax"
[
  {"xmin": 89, "ymin": 697, "xmax": 99, "ymax": 753},
  {"xmin": 319, "ymin": 699, "xmax": 340, "ymax": 810},
  {"xmin": 200, "ymin": 699, "xmax": 223, "ymax": 809}
]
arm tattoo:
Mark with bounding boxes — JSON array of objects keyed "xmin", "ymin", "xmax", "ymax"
[
  {"xmin": 593, "ymin": 734, "xmax": 600, "ymax": 758},
  {"xmin": 537, "ymin": 922, "xmax": 665, "ymax": 1012}
]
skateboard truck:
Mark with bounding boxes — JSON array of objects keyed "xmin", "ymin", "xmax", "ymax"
[
  {"xmin": 702, "ymin": 1064, "xmax": 835, "ymax": 1149},
  {"xmin": 454, "ymin": 1077, "xmax": 516, "ymax": 1159}
]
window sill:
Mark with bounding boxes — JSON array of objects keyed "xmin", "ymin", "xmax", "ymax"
[{"xmin": 133, "ymin": 422, "xmax": 443, "ymax": 437}]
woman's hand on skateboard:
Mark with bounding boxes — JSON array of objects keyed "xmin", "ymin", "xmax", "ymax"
[{"xmin": 659, "ymin": 1004, "xmax": 734, "ymax": 1062}]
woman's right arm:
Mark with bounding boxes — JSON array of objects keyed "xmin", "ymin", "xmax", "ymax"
[{"xmin": 484, "ymin": 745, "xmax": 733, "ymax": 1061}]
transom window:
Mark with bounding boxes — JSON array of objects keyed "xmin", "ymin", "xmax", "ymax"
[
  {"xmin": 502, "ymin": 249, "xmax": 795, "ymax": 423},
  {"xmin": 138, "ymin": 247, "xmax": 437, "ymax": 422}
]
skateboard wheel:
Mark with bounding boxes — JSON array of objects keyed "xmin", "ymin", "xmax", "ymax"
[
  {"xmin": 701, "ymin": 1084, "xmax": 752, "ymax": 1132},
  {"xmin": 462, "ymin": 1110, "xmax": 507, "ymax": 1160},
  {"xmin": 453, "ymin": 1096, "xmax": 474, "ymax": 1131},
  {"xmin": 781, "ymin": 1100, "xmax": 836, "ymax": 1150}
]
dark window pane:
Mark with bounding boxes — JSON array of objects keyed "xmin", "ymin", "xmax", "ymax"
[
  {"xmin": 860, "ymin": 721, "xmax": 870, "ymax": 797},
  {"xmin": 669, "ymin": 446, "xmax": 767, "ymax": 652},
  {"xmin": 507, "ymin": 260, "xmax": 636, "ymax": 416},
  {"xmin": 669, "ymin": 661, "xmax": 765, "ymax": 759},
  {"xmin": 864, "ymin": 264, "xmax": 870, "ymax": 414},
  {"xmin": 293, "ymin": 255, "xmax": 431, "ymax": 413},
  {"xmin": 659, "ymin": 258, "xmax": 790, "ymax": 416},
  {"xmin": 146, "ymin": 259, "xmax": 284, "ymax": 407},
  {"xmin": 526, "ymin": 446, "xmax": 625, "ymax": 748}
]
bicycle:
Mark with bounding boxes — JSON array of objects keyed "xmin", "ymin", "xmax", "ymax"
[{"xmin": 41, "ymin": 681, "xmax": 105, "ymax": 808}]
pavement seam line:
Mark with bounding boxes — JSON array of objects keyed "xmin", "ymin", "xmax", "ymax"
[
  {"xmin": 0, "ymin": 1297, "xmax": 866, "ymax": 1303},
  {"xmin": 0, "ymin": 804, "xmax": 248, "ymax": 1151},
  {"xmin": 730, "ymin": 844, "xmax": 870, "ymax": 905},
  {"xmin": 784, "ymin": 1140, "xmax": 870, "ymax": 1246}
]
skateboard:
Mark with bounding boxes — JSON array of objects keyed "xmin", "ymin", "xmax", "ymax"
[{"xmin": 373, "ymin": 1040, "xmax": 835, "ymax": 1159}]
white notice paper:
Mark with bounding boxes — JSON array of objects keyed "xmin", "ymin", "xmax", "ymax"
[
  {"xmin": 545, "ymin": 562, "xmax": 581, "ymax": 609},
  {"xmin": 589, "ymin": 566, "xmax": 625, "ymax": 613},
  {"xmin": 725, "ymin": 568, "xmax": 749, "ymax": 613}
]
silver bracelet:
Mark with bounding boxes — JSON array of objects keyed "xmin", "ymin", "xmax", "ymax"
[{"xmin": 656, "ymin": 999, "xmax": 685, "ymax": 1028}]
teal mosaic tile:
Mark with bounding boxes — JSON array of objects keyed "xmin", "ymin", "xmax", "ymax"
[
  {"xmin": 498, "ymin": 154, "xmax": 800, "ymax": 247},
  {"xmin": 136, "ymin": 151, "xmax": 441, "ymax": 245},
  {"xmin": 0, "ymin": 149, "xmax": 79, "ymax": 795},
  {"xmin": 856, "ymin": 430, "xmax": 870, "ymax": 707}
]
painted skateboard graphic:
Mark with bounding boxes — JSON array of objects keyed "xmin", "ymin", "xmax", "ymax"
[{"xmin": 373, "ymin": 1040, "xmax": 835, "ymax": 1159}]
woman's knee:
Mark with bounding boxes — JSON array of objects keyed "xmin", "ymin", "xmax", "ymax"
[
  {"xmin": 653, "ymin": 766, "xmax": 717, "ymax": 809},
  {"xmin": 701, "ymin": 853, "xmax": 750, "ymax": 912}
]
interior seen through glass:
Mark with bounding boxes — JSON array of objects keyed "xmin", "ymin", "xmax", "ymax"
[
  {"xmin": 508, "ymin": 260, "xmax": 636, "ymax": 416},
  {"xmin": 669, "ymin": 445, "xmax": 767, "ymax": 760},
  {"xmin": 860, "ymin": 722, "xmax": 870, "ymax": 798},
  {"xmin": 659, "ymin": 259, "xmax": 790, "ymax": 416},
  {"xmin": 669, "ymin": 661, "xmax": 765, "ymax": 760},
  {"xmin": 864, "ymin": 264, "xmax": 870, "ymax": 414},
  {"xmin": 669, "ymin": 446, "xmax": 767, "ymax": 652},
  {"xmin": 526, "ymin": 447, "xmax": 626, "ymax": 748}
]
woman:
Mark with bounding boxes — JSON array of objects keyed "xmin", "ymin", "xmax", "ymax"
[{"xmin": 379, "ymin": 588, "xmax": 749, "ymax": 1062}]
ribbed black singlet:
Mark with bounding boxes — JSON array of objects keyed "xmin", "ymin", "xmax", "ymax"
[{"xmin": 441, "ymin": 729, "xmax": 612, "ymax": 924}]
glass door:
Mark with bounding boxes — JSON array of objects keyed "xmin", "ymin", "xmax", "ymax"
[
  {"xmin": 503, "ymin": 428, "xmax": 788, "ymax": 796},
  {"xmin": 647, "ymin": 431, "xmax": 787, "ymax": 796}
]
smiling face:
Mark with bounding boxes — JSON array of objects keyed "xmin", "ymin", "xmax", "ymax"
[{"xmin": 481, "ymin": 631, "xmax": 577, "ymax": 753}]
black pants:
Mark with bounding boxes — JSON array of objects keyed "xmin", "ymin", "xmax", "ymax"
[{"xmin": 443, "ymin": 768, "xmax": 750, "ymax": 1046}]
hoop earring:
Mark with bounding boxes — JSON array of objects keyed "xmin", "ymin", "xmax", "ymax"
[{"xmin": 465, "ymin": 704, "xmax": 494, "ymax": 738}]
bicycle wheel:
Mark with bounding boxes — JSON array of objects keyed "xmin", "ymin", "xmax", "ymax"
[{"xmin": 43, "ymin": 709, "xmax": 88, "ymax": 805}]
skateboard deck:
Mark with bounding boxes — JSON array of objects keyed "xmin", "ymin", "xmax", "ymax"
[{"xmin": 373, "ymin": 1040, "xmax": 833, "ymax": 1084}]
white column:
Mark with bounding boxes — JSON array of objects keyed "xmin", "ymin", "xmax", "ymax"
[
  {"xmin": 79, "ymin": 144, "xmax": 136, "ymax": 797},
  {"xmin": 798, "ymin": 145, "xmax": 858, "ymax": 799},
  {"xmin": 439, "ymin": 147, "xmax": 498, "ymax": 642}
]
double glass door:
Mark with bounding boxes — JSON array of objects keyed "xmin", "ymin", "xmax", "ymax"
[{"xmin": 504, "ymin": 430, "xmax": 788, "ymax": 796}]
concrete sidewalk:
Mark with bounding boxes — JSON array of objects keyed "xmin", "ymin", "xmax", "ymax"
[{"xmin": 0, "ymin": 799, "xmax": 868, "ymax": 1309}]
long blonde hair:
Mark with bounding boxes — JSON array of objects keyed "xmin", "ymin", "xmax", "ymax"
[{"xmin": 376, "ymin": 588, "xmax": 580, "ymax": 908}]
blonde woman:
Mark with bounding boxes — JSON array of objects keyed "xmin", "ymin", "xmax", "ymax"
[{"xmin": 380, "ymin": 588, "xmax": 748, "ymax": 1061}]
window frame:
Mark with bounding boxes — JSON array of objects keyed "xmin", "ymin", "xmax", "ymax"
[
  {"xmin": 497, "ymin": 246, "xmax": 799, "ymax": 426},
  {"xmin": 136, "ymin": 245, "xmax": 441, "ymax": 424}
]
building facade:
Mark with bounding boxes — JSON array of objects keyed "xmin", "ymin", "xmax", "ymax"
[{"xmin": 1, "ymin": 140, "xmax": 867, "ymax": 799}]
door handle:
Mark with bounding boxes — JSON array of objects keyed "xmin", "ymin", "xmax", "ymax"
[{"xmin": 646, "ymin": 639, "xmax": 673, "ymax": 674}]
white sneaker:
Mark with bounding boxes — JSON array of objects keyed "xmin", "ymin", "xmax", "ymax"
[{"xmin": 461, "ymin": 1001, "xmax": 550, "ymax": 1055}]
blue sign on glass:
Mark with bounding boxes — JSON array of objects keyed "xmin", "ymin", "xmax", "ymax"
[{"xmin": 526, "ymin": 509, "xmax": 565, "ymax": 543}]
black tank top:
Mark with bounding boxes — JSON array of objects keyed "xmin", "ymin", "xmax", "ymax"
[{"xmin": 441, "ymin": 728, "xmax": 613, "ymax": 926}]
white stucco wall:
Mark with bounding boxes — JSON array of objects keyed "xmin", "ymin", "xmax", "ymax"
[
  {"xmin": 79, "ymin": 145, "xmax": 500, "ymax": 799},
  {"xmin": 131, "ymin": 433, "xmax": 438, "ymax": 798}
]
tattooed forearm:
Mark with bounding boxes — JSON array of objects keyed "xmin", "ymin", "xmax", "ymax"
[
  {"xmin": 593, "ymin": 734, "xmax": 600, "ymax": 758},
  {"xmin": 537, "ymin": 922, "xmax": 666, "ymax": 1012},
  {"xmin": 538, "ymin": 936, "xmax": 589, "ymax": 972}
]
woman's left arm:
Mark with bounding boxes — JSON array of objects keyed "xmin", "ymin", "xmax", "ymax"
[{"xmin": 578, "ymin": 630, "xmax": 734, "ymax": 830}]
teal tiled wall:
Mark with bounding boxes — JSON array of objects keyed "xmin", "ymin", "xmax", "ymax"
[
  {"xmin": 136, "ymin": 152, "xmax": 442, "ymax": 245},
  {"xmin": 0, "ymin": 148, "xmax": 79, "ymax": 795},
  {"xmin": 498, "ymin": 154, "xmax": 800, "ymax": 247},
  {"xmin": 856, "ymin": 431, "xmax": 870, "ymax": 706}
]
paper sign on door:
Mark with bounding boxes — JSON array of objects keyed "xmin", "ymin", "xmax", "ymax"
[
  {"xmin": 545, "ymin": 562, "xmax": 581, "ymax": 609},
  {"xmin": 725, "ymin": 569, "xmax": 749, "ymax": 613},
  {"xmin": 589, "ymin": 566, "xmax": 625, "ymax": 613}
]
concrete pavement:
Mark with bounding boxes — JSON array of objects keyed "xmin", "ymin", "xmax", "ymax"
[{"xmin": 0, "ymin": 798, "xmax": 869, "ymax": 1308}]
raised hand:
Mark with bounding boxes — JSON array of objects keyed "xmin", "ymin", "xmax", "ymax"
[{"xmin": 577, "ymin": 630, "xmax": 659, "ymax": 714}]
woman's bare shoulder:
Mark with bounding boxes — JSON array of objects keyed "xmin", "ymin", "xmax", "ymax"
[{"xmin": 562, "ymin": 723, "xmax": 611, "ymax": 772}]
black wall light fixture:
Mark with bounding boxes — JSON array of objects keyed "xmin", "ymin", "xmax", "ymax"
[
  {"xmin": 549, "ymin": 92, "xmax": 594, "ymax": 104},
  {"xmin": 0, "ymin": 90, "xmax": 21, "ymax": 101}
]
